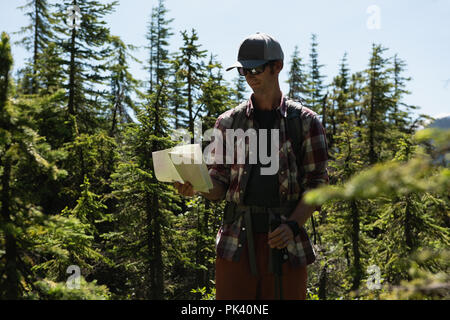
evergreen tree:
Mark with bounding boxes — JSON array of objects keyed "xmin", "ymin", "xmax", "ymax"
[
  {"xmin": 47, "ymin": 0, "xmax": 120, "ymax": 230},
  {"xmin": 173, "ymin": 29, "xmax": 207, "ymax": 136},
  {"xmin": 287, "ymin": 45, "xmax": 308, "ymax": 101},
  {"xmin": 367, "ymin": 134, "xmax": 449, "ymax": 285},
  {"xmin": 348, "ymin": 71, "xmax": 365, "ymax": 140},
  {"xmin": 37, "ymin": 42, "xmax": 66, "ymax": 95},
  {"xmin": 53, "ymin": 0, "xmax": 118, "ymax": 133},
  {"xmin": 110, "ymin": 81, "xmax": 176, "ymax": 299},
  {"xmin": 106, "ymin": 35, "xmax": 141, "ymax": 137},
  {"xmin": 231, "ymin": 75, "xmax": 248, "ymax": 105},
  {"xmin": 305, "ymin": 128, "xmax": 449, "ymax": 297},
  {"xmin": 167, "ymin": 60, "xmax": 186, "ymax": 129},
  {"xmin": 15, "ymin": 0, "xmax": 55, "ymax": 94},
  {"xmin": 145, "ymin": 0, "xmax": 173, "ymax": 94},
  {"xmin": 386, "ymin": 54, "xmax": 426, "ymax": 139},
  {"xmin": 199, "ymin": 54, "xmax": 232, "ymax": 129},
  {"xmin": 328, "ymin": 53, "xmax": 351, "ymax": 152},
  {"xmin": 0, "ymin": 32, "xmax": 103, "ymax": 299},
  {"xmin": 0, "ymin": 32, "xmax": 19, "ymax": 299},
  {"xmin": 306, "ymin": 34, "xmax": 326, "ymax": 114},
  {"xmin": 362, "ymin": 44, "xmax": 394, "ymax": 165},
  {"xmin": 4, "ymin": 1, "xmax": 449, "ymax": 299},
  {"xmin": 194, "ymin": 53, "xmax": 231, "ymax": 289}
]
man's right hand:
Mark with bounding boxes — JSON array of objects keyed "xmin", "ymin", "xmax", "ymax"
[{"xmin": 174, "ymin": 181, "xmax": 195, "ymax": 197}]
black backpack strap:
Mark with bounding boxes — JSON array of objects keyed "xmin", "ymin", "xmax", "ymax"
[
  {"xmin": 231, "ymin": 101, "xmax": 248, "ymax": 131},
  {"xmin": 285, "ymin": 99, "xmax": 304, "ymax": 178},
  {"xmin": 285, "ymin": 99, "xmax": 319, "ymax": 244}
]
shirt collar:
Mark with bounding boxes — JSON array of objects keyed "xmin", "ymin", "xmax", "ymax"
[{"xmin": 246, "ymin": 92, "xmax": 288, "ymax": 118}]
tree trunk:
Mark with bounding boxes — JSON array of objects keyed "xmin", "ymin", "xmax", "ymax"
[
  {"xmin": 187, "ymin": 65, "xmax": 194, "ymax": 141},
  {"xmin": 310, "ymin": 214, "xmax": 319, "ymax": 245},
  {"xmin": 148, "ymin": 84, "xmax": 165, "ymax": 299},
  {"xmin": 151, "ymin": 192, "xmax": 164, "ymax": 299},
  {"xmin": 1, "ymin": 146, "xmax": 20, "ymax": 299},
  {"xmin": 368, "ymin": 63, "xmax": 377, "ymax": 165},
  {"xmin": 195, "ymin": 205, "xmax": 202, "ymax": 290},
  {"xmin": 68, "ymin": 5, "xmax": 77, "ymax": 116},
  {"xmin": 32, "ymin": 0, "xmax": 39, "ymax": 94},
  {"xmin": 146, "ymin": 192, "xmax": 154, "ymax": 299},
  {"xmin": 203, "ymin": 200, "xmax": 211, "ymax": 292},
  {"xmin": 404, "ymin": 195, "xmax": 414, "ymax": 252},
  {"xmin": 318, "ymin": 264, "xmax": 328, "ymax": 300},
  {"xmin": 350, "ymin": 200, "xmax": 362, "ymax": 291}
]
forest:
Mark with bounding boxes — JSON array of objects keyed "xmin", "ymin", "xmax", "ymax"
[{"xmin": 0, "ymin": 0, "xmax": 448, "ymax": 300}]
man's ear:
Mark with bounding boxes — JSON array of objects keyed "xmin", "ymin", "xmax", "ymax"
[{"xmin": 276, "ymin": 60, "xmax": 283, "ymax": 74}]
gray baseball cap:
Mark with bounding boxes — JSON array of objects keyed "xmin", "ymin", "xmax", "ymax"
[{"xmin": 226, "ymin": 32, "xmax": 284, "ymax": 71}]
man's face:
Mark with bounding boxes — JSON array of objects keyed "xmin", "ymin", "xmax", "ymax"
[{"xmin": 244, "ymin": 60, "xmax": 283, "ymax": 94}]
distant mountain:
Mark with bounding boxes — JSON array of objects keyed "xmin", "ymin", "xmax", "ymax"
[
  {"xmin": 424, "ymin": 114, "xmax": 449, "ymax": 167},
  {"xmin": 427, "ymin": 115, "xmax": 450, "ymax": 129}
]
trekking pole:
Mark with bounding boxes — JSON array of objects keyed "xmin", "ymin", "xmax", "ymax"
[{"xmin": 270, "ymin": 218, "xmax": 283, "ymax": 300}]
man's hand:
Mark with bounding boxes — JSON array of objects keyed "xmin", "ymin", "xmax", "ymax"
[
  {"xmin": 268, "ymin": 223, "xmax": 294, "ymax": 249},
  {"xmin": 173, "ymin": 181, "xmax": 196, "ymax": 197}
]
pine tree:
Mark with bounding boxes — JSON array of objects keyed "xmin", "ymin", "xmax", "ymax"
[
  {"xmin": 305, "ymin": 127, "xmax": 449, "ymax": 297},
  {"xmin": 386, "ymin": 54, "xmax": 426, "ymax": 139},
  {"xmin": 0, "ymin": 31, "xmax": 19, "ymax": 299},
  {"xmin": 199, "ymin": 54, "xmax": 233, "ymax": 129},
  {"xmin": 145, "ymin": 0, "xmax": 173, "ymax": 94},
  {"xmin": 348, "ymin": 71, "xmax": 365, "ymax": 139},
  {"xmin": 37, "ymin": 42, "xmax": 66, "ymax": 95},
  {"xmin": 363, "ymin": 44, "xmax": 394, "ymax": 165},
  {"xmin": 173, "ymin": 29, "xmax": 207, "ymax": 137},
  {"xmin": 53, "ymin": 0, "xmax": 118, "ymax": 133},
  {"xmin": 194, "ymin": 53, "xmax": 231, "ymax": 289},
  {"xmin": 0, "ymin": 32, "xmax": 97, "ymax": 299},
  {"xmin": 167, "ymin": 60, "xmax": 186, "ymax": 129},
  {"xmin": 367, "ymin": 134, "xmax": 449, "ymax": 285},
  {"xmin": 106, "ymin": 35, "xmax": 141, "ymax": 137},
  {"xmin": 47, "ymin": 0, "xmax": 120, "ymax": 231},
  {"xmin": 328, "ymin": 53, "xmax": 351, "ymax": 152},
  {"xmin": 110, "ymin": 81, "xmax": 177, "ymax": 299},
  {"xmin": 14, "ymin": 0, "xmax": 56, "ymax": 94},
  {"xmin": 287, "ymin": 45, "xmax": 308, "ymax": 101},
  {"xmin": 306, "ymin": 34, "xmax": 326, "ymax": 114},
  {"xmin": 231, "ymin": 75, "xmax": 248, "ymax": 105},
  {"xmin": 14, "ymin": 0, "xmax": 68, "ymax": 151}
]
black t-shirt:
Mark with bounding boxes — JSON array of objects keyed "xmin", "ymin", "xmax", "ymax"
[{"xmin": 243, "ymin": 107, "xmax": 280, "ymax": 207}]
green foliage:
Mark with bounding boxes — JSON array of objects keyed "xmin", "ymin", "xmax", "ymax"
[
  {"xmin": 190, "ymin": 283, "xmax": 216, "ymax": 300},
  {"xmin": 303, "ymin": 127, "xmax": 449, "ymax": 298},
  {"xmin": 287, "ymin": 45, "xmax": 308, "ymax": 102},
  {"xmin": 25, "ymin": 208, "xmax": 105, "ymax": 276},
  {"xmin": 304, "ymin": 129, "xmax": 449, "ymax": 204},
  {"xmin": 30, "ymin": 276, "xmax": 110, "ymax": 300},
  {"xmin": 14, "ymin": 0, "xmax": 56, "ymax": 94},
  {"xmin": 1, "ymin": 2, "xmax": 448, "ymax": 300},
  {"xmin": 305, "ymin": 34, "xmax": 326, "ymax": 114}
]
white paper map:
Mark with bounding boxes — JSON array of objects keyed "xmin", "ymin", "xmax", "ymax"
[{"xmin": 152, "ymin": 144, "xmax": 213, "ymax": 192}]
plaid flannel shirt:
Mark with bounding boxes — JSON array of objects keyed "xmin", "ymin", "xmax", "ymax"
[{"xmin": 207, "ymin": 93, "xmax": 329, "ymax": 267}]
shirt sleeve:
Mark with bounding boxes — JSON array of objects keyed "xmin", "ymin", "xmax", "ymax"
[
  {"xmin": 206, "ymin": 114, "xmax": 231, "ymax": 189},
  {"xmin": 300, "ymin": 115, "xmax": 329, "ymax": 191}
]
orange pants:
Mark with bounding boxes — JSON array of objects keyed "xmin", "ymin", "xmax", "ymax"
[{"xmin": 215, "ymin": 232, "xmax": 307, "ymax": 300}]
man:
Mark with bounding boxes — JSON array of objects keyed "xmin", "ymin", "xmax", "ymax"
[{"xmin": 174, "ymin": 32, "xmax": 329, "ymax": 300}]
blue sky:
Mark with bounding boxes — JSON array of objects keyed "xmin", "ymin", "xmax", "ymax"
[{"xmin": 1, "ymin": 0, "xmax": 449, "ymax": 120}]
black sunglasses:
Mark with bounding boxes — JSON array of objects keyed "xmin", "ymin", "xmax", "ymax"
[{"xmin": 237, "ymin": 62, "xmax": 270, "ymax": 76}]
